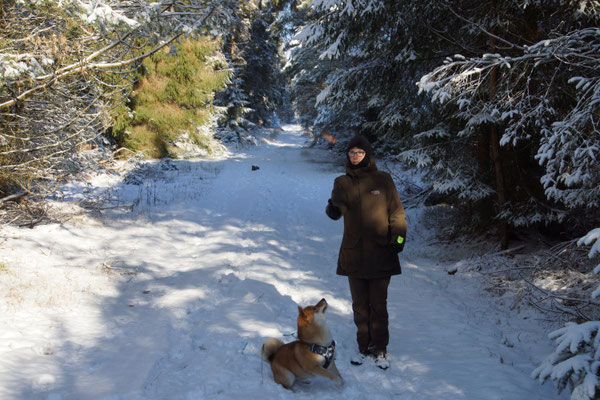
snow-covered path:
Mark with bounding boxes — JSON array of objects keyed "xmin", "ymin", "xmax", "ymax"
[{"xmin": 0, "ymin": 126, "xmax": 563, "ymax": 399}]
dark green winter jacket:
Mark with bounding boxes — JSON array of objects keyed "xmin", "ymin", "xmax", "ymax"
[{"xmin": 327, "ymin": 158, "xmax": 407, "ymax": 279}]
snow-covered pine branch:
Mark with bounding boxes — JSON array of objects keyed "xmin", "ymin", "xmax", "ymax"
[
  {"xmin": 533, "ymin": 217, "xmax": 600, "ymax": 398},
  {"xmin": 1, "ymin": 0, "xmax": 233, "ymax": 107},
  {"xmin": 0, "ymin": 0, "xmax": 236, "ymax": 195},
  {"xmin": 418, "ymin": 26, "xmax": 600, "ymax": 225},
  {"xmin": 292, "ymin": 0, "xmax": 444, "ymax": 136},
  {"xmin": 0, "ymin": 9, "xmax": 216, "ymax": 110},
  {"xmin": 533, "ymin": 321, "xmax": 600, "ymax": 400},
  {"xmin": 578, "ymin": 228, "xmax": 600, "ymax": 298}
]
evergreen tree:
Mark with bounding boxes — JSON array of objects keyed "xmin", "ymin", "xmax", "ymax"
[
  {"xmin": 216, "ymin": 1, "xmax": 291, "ymax": 133},
  {"xmin": 417, "ymin": 1, "xmax": 600, "ymax": 243},
  {"xmin": 240, "ymin": 7, "xmax": 289, "ymax": 126},
  {"xmin": 0, "ymin": 0, "xmax": 238, "ymax": 195},
  {"xmin": 292, "ymin": 1, "xmax": 457, "ymax": 141},
  {"xmin": 216, "ymin": 1, "xmax": 256, "ymax": 134}
]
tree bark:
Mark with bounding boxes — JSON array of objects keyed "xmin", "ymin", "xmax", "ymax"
[
  {"xmin": 490, "ymin": 118, "xmax": 508, "ymax": 249},
  {"xmin": 489, "ymin": 0, "xmax": 509, "ymax": 249}
]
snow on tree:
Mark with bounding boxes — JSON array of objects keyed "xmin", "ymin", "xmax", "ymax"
[
  {"xmin": 401, "ymin": 31, "xmax": 600, "ymax": 400},
  {"xmin": 1, "ymin": 0, "xmax": 235, "ymax": 108},
  {"xmin": 215, "ymin": 1, "xmax": 293, "ymax": 139},
  {"xmin": 292, "ymin": 0, "xmax": 452, "ymax": 140},
  {"xmin": 414, "ymin": 1, "xmax": 600, "ymax": 247},
  {"xmin": 420, "ymin": 26, "xmax": 600, "ymax": 216},
  {"xmin": 283, "ymin": 2, "xmax": 339, "ymax": 132},
  {"xmin": 533, "ymin": 321, "xmax": 600, "ymax": 400},
  {"xmin": 532, "ymin": 225, "xmax": 600, "ymax": 399},
  {"xmin": 239, "ymin": 8, "xmax": 289, "ymax": 126},
  {"xmin": 534, "ymin": 226, "xmax": 600, "ymax": 400},
  {"xmin": 0, "ymin": 0, "xmax": 236, "ymax": 196}
]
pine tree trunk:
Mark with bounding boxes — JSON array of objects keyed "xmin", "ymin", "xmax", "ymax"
[
  {"xmin": 477, "ymin": 133, "xmax": 490, "ymax": 171},
  {"xmin": 230, "ymin": 27, "xmax": 238, "ymax": 60},
  {"xmin": 489, "ymin": 0, "xmax": 509, "ymax": 250},
  {"xmin": 490, "ymin": 121, "xmax": 508, "ymax": 249}
]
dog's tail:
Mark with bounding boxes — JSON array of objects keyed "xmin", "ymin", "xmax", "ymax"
[{"xmin": 261, "ymin": 338, "xmax": 284, "ymax": 363}]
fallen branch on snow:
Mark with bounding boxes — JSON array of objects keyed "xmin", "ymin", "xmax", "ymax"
[{"xmin": 0, "ymin": 191, "xmax": 28, "ymax": 204}]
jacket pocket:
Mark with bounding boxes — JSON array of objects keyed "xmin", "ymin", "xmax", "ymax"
[{"xmin": 338, "ymin": 246, "xmax": 361, "ymax": 274}]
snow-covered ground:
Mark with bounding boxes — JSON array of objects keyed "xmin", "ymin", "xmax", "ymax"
[{"xmin": 0, "ymin": 125, "xmax": 566, "ymax": 399}]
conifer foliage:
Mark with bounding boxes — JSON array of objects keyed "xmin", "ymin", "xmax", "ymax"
[
  {"xmin": 216, "ymin": 1, "xmax": 291, "ymax": 140},
  {"xmin": 0, "ymin": 0, "xmax": 236, "ymax": 195},
  {"xmin": 291, "ymin": 1, "xmax": 451, "ymax": 138},
  {"xmin": 240, "ymin": 10, "xmax": 289, "ymax": 125},
  {"xmin": 533, "ymin": 321, "xmax": 600, "ymax": 399},
  {"xmin": 112, "ymin": 38, "xmax": 230, "ymax": 158},
  {"xmin": 418, "ymin": 2, "xmax": 600, "ymax": 240}
]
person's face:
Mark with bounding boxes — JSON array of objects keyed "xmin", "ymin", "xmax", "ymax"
[{"xmin": 348, "ymin": 147, "xmax": 366, "ymax": 165}]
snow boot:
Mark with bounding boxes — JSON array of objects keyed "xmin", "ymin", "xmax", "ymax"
[
  {"xmin": 374, "ymin": 353, "xmax": 390, "ymax": 370},
  {"xmin": 350, "ymin": 349, "xmax": 372, "ymax": 366}
]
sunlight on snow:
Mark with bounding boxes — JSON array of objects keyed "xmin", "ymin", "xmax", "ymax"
[
  {"xmin": 231, "ymin": 318, "xmax": 285, "ymax": 338},
  {"xmin": 261, "ymin": 138, "xmax": 302, "ymax": 148},
  {"xmin": 404, "ymin": 262, "xmax": 424, "ymax": 270},
  {"xmin": 266, "ymin": 239, "xmax": 290, "ymax": 251},
  {"xmin": 153, "ymin": 288, "xmax": 207, "ymax": 308}
]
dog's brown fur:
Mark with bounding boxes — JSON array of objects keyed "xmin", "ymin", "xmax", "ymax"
[{"xmin": 261, "ymin": 298, "xmax": 343, "ymax": 389}]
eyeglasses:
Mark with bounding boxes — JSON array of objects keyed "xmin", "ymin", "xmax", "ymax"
[{"xmin": 348, "ymin": 151, "xmax": 366, "ymax": 157}]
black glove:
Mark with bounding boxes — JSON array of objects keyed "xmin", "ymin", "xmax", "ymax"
[
  {"xmin": 392, "ymin": 236, "xmax": 405, "ymax": 253},
  {"xmin": 326, "ymin": 199, "xmax": 342, "ymax": 220}
]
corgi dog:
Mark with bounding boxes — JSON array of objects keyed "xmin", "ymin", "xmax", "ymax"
[{"xmin": 261, "ymin": 298, "xmax": 343, "ymax": 389}]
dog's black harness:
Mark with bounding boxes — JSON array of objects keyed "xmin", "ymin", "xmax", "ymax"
[{"xmin": 310, "ymin": 341, "xmax": 336, "ymax": 369}]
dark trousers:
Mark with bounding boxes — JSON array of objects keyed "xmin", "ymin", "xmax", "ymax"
[{"xmin": 348, "ymin": 276, "xmax": 391, "ymax": 355}]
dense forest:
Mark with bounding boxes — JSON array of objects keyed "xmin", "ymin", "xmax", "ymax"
[{"xmin": 1, "ymin": 1, "xmax": 600, "ymax": 398}]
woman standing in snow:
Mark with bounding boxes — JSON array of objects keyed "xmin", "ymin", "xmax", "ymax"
[{"xmin": 326, "ymin": 135, "xmax": 407, "ymax": 370}]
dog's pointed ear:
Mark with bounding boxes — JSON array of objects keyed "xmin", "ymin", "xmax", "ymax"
[{"xmin": 297, "ymin": 306, "xmax": 304, "ymax": 316}]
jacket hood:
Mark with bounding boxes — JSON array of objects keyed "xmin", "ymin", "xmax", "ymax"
[{"xmin": 346, "ymin": 135, "xmax": 373, "ymax": 169}]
